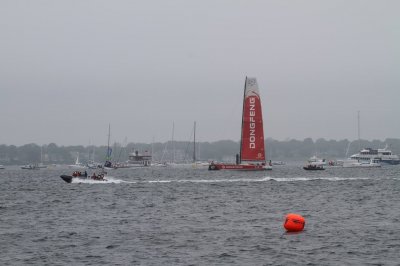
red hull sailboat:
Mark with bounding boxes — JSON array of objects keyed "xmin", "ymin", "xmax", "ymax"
[{"xmin": 209, "ymin": 77, "xmax": 271, "ymax": 171}]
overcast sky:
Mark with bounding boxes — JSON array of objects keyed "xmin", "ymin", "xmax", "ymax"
[{"xmin": 1, "ymin": 0, "xmax": 399, "ymax": 146}]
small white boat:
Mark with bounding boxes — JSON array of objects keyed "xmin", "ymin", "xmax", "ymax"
[
  {"xmin": 86, "ymin": 161, "xmax": 102, "ymax": 169},
  {"xmin": 192, "ymin": 161, "xmax": 210, "ymax": 169},
  {"xmin": 37, "ymin": 163, "xmax": 47, "ymax": 169},
  {"xmin": 151, "ymin": 161, "xmax": 168, "ymax": 167},
  {"xmin": 0, "ymin": 165, "xmax": 5, "ymax": 169},
  {"xmin": 308, "ymin": 156, "xmax": 326, "ymax": 165},
  {"xmin": 21, "ymin": 164, "xmax": 40, "ymax": 170}
]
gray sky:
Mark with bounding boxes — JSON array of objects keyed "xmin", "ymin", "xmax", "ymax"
[{"xmin": 1, "ymin": 0, "xmax": 399, "ymax": 146}]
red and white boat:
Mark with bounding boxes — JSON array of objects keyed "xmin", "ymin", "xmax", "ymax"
[{"xmin": 209, "ymin": 77, "xmax": 272, "ymax": 171}]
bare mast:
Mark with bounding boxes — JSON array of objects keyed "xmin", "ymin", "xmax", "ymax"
[
  {"xmin": 357, "ymin": 111, "xmax": 361, "ymax": 152},
  {"xmin": 193, "ymin": 121, "xmax": 196, "ymax": 163}
]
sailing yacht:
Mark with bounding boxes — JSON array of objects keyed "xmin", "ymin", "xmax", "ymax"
[
  {"xmin": 209, "ymin": 77, "xmax": 272, "ymax": 171},
  {"xmin": 69, "ymin": 152, "xmax": 86, "ymax": 169},
  {"xmin": 37, "ymin": 145, "xmax": 47, "ymax": 168},
  {"xmin": 104, "ymin": 124, "xmax": 116, "ymax": 169},
  {"xmin": 21, "ymin": 146, "xmax": 47, "ymax": 169},
  {"xmin": 191, "ymin": 121, "xmax": 208, "ymax": 169},
  {"xmin": 158, "ymin": 122, "xmax": 182, "ymax": 167},
  {"xmin": 87, "ymin": 146, "xmax": 102, "ymax": 169}
]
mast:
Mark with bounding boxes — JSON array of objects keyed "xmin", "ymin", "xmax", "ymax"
[
  {"xmin": 87, "ymin": 140, "xmax": 91, "ymax": 162},
  {"xmin": 116, "ymin": 136, "xmax": 127, "ymax": 163},
  {"xmin": 107, "ymin": 123, "xmax": 111, "ymax": 162},
  {"xmin": 107, "ymin": 123, "xmax": 111, "ymax": 153},
  {"xmin": 105, "ymin": 123, "xmax": 112, "ymax": 167},
  {"xmin": 92, "ymin": 147, "xmax": 95, "ymax": 162},
  {"xmin": 357, "ymin": 111, "xmax": 361, "ymax": 151},
  {"xmin": 239, "ymin": 77, "xmax": 247, "ymax": 163},
  {"xmin": 172, "ymin": 122, "xmax": 175, "ymax": 163},
  {"xmin": 151, "ymin": 136, "xmax": 154, "ymax": 163},
  {"xmin": 193, "ymin": 121, "xmax": 196, "ymax": 163}
]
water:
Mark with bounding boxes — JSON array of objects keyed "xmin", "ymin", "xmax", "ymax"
[{"xmin": 1, "ymin": 165, "xmax": 399, "ymax": 265}]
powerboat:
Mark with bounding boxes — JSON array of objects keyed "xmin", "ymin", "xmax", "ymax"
[
  {"xmin": 303, "ymin": 155, "xmax": 326, "ymax": 170},
  {"xmin": 60, "ymin": 170, "xmax": 107, "ymax": 183},
  {"xmin": 303, "ymin": 164, "xmax": 325, "ymax": 170}
]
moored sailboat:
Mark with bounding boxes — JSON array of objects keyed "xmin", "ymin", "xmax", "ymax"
[
  {"xmin": 104, "ymin": 124, "xmax": 114, "ymax": 169},
  {"xmin": 209, "ymin": 77, "xmax": 271, "ymax": 171},
  {"xmin": 68, "ymin": 152, "xmax": 86, "ymax": 169},
  {"xmin": 191, "ymin": 121, "xmax": 209, "ymax": 169}
]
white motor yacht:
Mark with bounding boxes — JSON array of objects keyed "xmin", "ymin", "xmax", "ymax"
[{"xmin": 350, "ymin": 145, "xmax": 400, "ymax": 165}]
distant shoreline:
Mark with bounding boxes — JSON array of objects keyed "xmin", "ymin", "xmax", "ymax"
[{"xmin": 0, "ymin": 138, "xmax": 399, "ymax": 166}]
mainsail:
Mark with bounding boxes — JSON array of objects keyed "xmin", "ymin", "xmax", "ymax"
[
  {"xmin": 104, "ymin": 124, "xmax": 112, "ymax": 168},
  {"xmin": 240, "ymin": 77, "xmax": 265, "ymax": 162}
]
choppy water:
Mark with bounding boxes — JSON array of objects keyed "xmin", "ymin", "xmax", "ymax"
[{"xmin": 1, "ymin": 165, "xmax": 399, "ymax": 265}]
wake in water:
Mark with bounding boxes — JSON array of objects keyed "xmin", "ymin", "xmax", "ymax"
[
  {"xmin": 70, "ymin": 177, "xmax": 272, "ymax": 184},
  {"xmin": 71, "ymin": 176, "xmax": 123, "ymax": 184},
  {"xmin": 147, "ymin": 177, "xmax": 271, "ymax": 183},
  {"xmin": 144, "ymin": 176, "xmax": 383, "ymax": 183},
  {"xmin": 71, "ymin": 176, "xmax": 396, "ymax": 184},
  {"xmin": 267, "ymin": 176, "xmax": 374, "ymax": 182}
]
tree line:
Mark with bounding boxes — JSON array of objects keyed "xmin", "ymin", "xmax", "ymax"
[{"xmin": 0, "ymin": 138, "xmax": 399, "ymax": 165}]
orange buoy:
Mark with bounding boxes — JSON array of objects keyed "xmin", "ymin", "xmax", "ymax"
[{"xmin": 284, "ymin": 213, "xmax": 305, "ymax": 232}]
